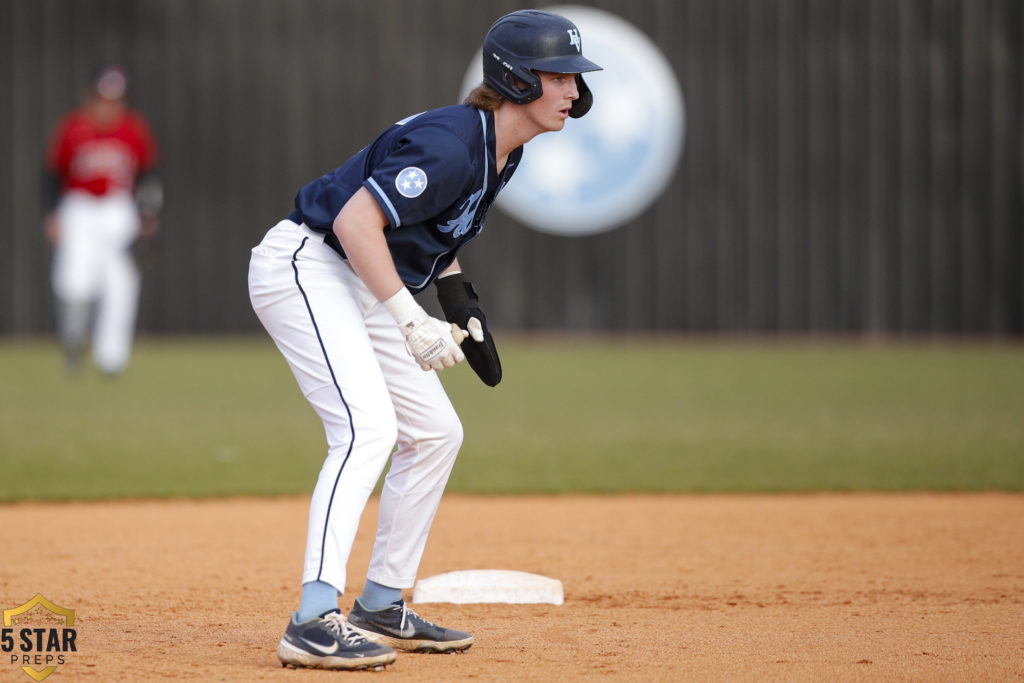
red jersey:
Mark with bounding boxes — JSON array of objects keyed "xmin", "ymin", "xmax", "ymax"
[{"xmin": 47, "ymin": 108, "xmax": 158, "ymax": 197}]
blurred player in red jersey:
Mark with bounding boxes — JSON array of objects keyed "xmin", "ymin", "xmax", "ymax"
[{"xmin": 43, "ymin": 64, "xmax": 162, "ymax": 375}]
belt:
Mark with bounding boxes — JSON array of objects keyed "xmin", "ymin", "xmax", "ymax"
[{"xmin": 287, "ymin": 212, "xmax": 347, "ymax": 259}]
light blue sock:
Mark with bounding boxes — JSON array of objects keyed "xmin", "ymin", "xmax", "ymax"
[
  {"xmin": 359, "ymin": 579, "xmax": 402, "ymax": 611},
  {"xmin": 297, "ymin": 580, "xmax": 339, "ymax": 622}
]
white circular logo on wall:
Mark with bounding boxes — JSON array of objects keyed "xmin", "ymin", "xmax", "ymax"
[{"xmin": 461, "ymin": 5, "xmax": 686, "ymax": 237}]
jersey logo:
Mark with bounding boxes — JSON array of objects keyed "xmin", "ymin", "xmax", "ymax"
[
  {"xmin": 437, "ymin": 188, "xmax": 483, "ymax": 238},
  {"xmin": 396, "ymin": 167, "xmax": 427, "ymax": 198},
  {"xmin": 567, "ymin": 28, "xmax": 582, "ymax": 52}
]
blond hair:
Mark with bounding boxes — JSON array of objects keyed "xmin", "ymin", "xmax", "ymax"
[{"xmin": 464, "ymin": 82, "xmax": 506, "ymax": 111}]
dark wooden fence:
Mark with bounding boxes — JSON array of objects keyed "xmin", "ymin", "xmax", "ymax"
[{"xmin": 2, "ymin": 0, "xmax": 1020, "ymax": 334}]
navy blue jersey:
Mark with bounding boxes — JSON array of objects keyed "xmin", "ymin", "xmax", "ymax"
[{"xmin": 289, "ymin": 104, "xmax": 523, "ymax": 294}]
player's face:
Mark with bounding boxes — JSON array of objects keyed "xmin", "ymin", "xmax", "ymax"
[
  {"xmin": 524, "ymin": 72, "xmax": 580, "ymax": 132},
  {"xmin": 87, "ymin": 95, "xmax": 126, "ymax": 129}
]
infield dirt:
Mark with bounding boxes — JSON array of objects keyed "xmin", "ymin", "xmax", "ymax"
[{"xmin": 1, "ymin": 494, "xmax": 1021, "ymax": 681}]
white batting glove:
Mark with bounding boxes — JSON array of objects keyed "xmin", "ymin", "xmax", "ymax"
[{"xmin": 383, "ymin": 289, "xmax": 465, "ymax": 371}]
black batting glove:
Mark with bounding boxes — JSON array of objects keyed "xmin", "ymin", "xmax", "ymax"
[{"xmin": 435, "ymin": 273, "xmax": 502, "ymax": 387}]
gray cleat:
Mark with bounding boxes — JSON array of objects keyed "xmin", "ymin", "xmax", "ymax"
[
  {"xmin": 348, "ymin": 598, "xmax": 474, "ymax": 653},
  {"xmin": 277, "ymin": 609, "xmax": 397, "ymax": 670}
]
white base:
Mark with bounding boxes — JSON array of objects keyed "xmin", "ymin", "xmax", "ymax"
[{"xmin": 412, "ymin": 570, "xmax": 564, "ymax": 605}]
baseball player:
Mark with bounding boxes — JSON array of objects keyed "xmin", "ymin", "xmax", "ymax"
[
  {"xmin": 249, "ymin": 10, "xmax": 600, "ymax": 670},
  {"xmin": 44, "ymin": 64, "xmax": 161, "ymax": 376}
]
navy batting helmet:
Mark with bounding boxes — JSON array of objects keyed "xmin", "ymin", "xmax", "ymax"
[{"xmin": 482, "ymin": 10, "xmax": 602, "ymax": 118}]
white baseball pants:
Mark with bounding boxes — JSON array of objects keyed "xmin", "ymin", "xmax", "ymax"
[
  {"xmin": 248, "ymin": 219, "xmax": 463, "ymax": 592},
  {"xmin": 51, "ymin": 190, "xmax": 140, "ymax": 373}
]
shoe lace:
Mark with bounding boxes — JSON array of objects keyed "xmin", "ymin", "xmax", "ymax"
[
  {"xmin": 399, "ymin": 603, "xmax": 437, "ymax": 633},
  {"xmin": 323, "ymin": 611, "xmax": 368, "ymax": 646}
]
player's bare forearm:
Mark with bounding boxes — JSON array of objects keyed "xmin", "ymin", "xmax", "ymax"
[
  {"xmin": 335, "ymin": 188, "xmax": 465, "ymax": 370},
  {"xmin": 333, "ymin": 187, "xmax": 406, "ymax": 303}
]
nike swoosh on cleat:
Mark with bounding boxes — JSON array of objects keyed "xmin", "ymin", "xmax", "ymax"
[
  {"xmin": 377, "ymin": 622, "xmax": 415, "ymax": 638},
  {"xmin": 299, "ymin": 637, "xmax": 339, "ymax": 655}
]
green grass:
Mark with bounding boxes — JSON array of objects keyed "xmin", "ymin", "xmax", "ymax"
[{"xmin": 1, "ymin": 335, "xmax": 1022, "ymax": 500}]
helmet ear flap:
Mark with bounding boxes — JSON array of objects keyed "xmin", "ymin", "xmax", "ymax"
[
  {"xmin": 569, "ymin": 74, "xmax": 593, "ymax": 118},
  {"xmin": 503, "ymin": 68, "xmax": 543, "ymax": 104}
]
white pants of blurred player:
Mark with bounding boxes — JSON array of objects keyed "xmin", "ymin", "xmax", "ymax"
[
  {"xmin": 52, "ymin": 190, "xmax": 141, "ymax": 374},
  {"xmin": 248, "ymin": 219, "xmax": 462, "ymax": 593}
]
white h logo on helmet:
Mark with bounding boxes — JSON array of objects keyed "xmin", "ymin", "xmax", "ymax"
[{"xmin": 567, "ymin": 28, "xmax": 581, "ymax": 52}]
